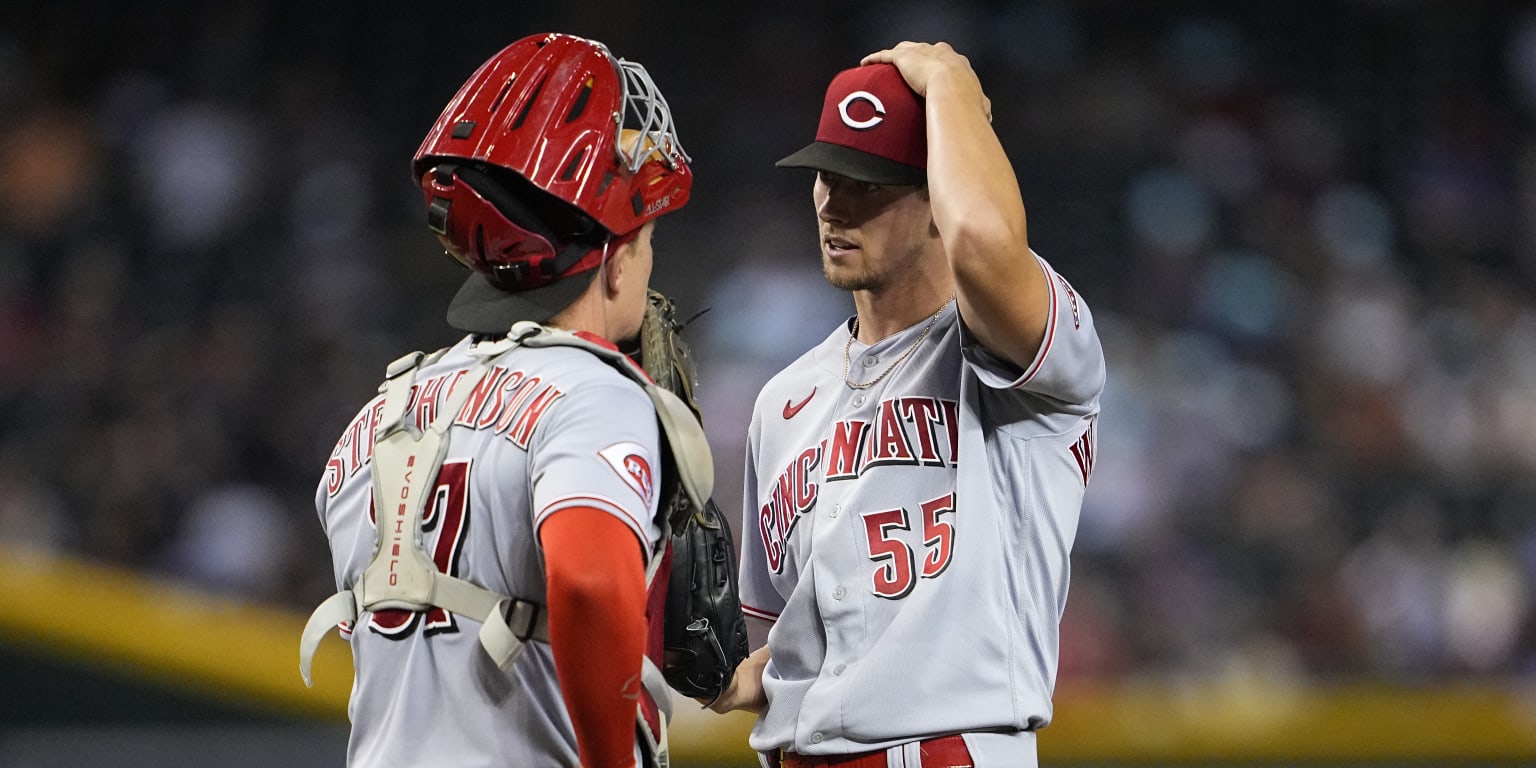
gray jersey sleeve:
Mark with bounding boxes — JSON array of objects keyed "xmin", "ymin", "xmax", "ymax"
[
  {"xmin": 961, "ymin": 252, "xmax": 1105, "ymax": 407},
  {"xmin": 528, "ymin": 377, "xmax": 662, "ymax": 554},
  {"xmin": 736, "ymin": 398, "xmax": 785, "ymax": 622}
]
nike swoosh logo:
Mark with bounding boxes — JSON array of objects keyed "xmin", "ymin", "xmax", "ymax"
[{"xmin": 782, "ymin": 388, "xmax": 817, "ymax": 420}]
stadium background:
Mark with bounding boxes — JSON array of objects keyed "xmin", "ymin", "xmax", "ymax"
[{"xmin": 2, "ymin": 0, "xmax": 1535, "ymax": 765}]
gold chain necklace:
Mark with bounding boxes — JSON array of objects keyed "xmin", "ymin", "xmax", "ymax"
[{"xmin": 843, "ymin": 296, "xmax": 954, "ymax": 390}]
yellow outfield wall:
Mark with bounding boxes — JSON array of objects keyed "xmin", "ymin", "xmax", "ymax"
[{"xmin": 3, "ymin": 544, "xmax": 1535, "ymax": 765}]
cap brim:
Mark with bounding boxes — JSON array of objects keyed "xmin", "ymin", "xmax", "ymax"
[
  {"xmin": 446, "ymin": 268, "xmax": 597, "ymax": 335},
  {"xmin": 775, "ymin": 142, "xmax": 926, "ymax": 185}
]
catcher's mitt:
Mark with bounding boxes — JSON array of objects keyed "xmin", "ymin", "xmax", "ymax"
[
  {"xmin": 639, "ymin": 290, "xmax": 702, "ymax": 420},
  {"xmin": 637, "ymin": 290, "xmax": 750, "ymax": 703}
]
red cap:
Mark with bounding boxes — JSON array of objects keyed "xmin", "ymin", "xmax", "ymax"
[{"xmin": 776, "ymin": 63, "xmax": 927, "ymax": 185}]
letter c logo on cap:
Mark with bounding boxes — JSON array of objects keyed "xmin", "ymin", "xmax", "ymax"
[{"xmin": 838, "ymin": 91, "xmax": 886, "ymax": 130}]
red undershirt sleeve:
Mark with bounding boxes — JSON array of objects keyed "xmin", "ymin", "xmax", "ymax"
[{"xmin": 539, "ymin": 505, "xmax": 648, "ymax": 768}]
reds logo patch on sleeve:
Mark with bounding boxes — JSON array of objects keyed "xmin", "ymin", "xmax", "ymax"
[{"xmin": 598, "ymin": 441, "xmax": 655, "ymax": 507}]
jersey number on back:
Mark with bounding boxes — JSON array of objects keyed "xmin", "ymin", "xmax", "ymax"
[
  {"xmin": 861, "ymin": 492, "xmax": 956, "ymax": 599},
  {"xmin": 367, "ymin": 459, "xmax": 473, "ymax": 638}
]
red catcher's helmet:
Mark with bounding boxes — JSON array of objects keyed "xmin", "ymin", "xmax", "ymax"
[{"xmin": 412, "ymin": 34, "xmax": 692, "ymax": 331}]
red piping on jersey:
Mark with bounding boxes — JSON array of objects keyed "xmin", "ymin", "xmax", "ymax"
[
  {"xmin": 742, "ymin": 603, "xmax": 780, "ymax": 621},
  {"xmin": 539, "ymin": 494, "xmax": 649, "ymax": 543}
]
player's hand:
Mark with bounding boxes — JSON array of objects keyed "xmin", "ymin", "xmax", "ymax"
[
  {"xmin": 861, "ymin": 41, "xmax": 991, "ymax": 123},
  {"xmin": 699, "ymin": 645, "xmax": 770, "ymax": 714}
]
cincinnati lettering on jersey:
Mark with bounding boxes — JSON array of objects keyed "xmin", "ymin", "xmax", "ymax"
[
  {"xmin": 759, "ymin": 396, "xmax": 958, "ymax": 573},
  {"xmin": 324, "ymin": 366, "xmax": 564, "ymax": 497},
  {"xmin": 1069, "ymin": 420, "xmax": 1097, "ymax": 486}
]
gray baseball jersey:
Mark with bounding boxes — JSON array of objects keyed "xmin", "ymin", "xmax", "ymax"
[
  {"xmin": 316, "ymin": 335, "xmax": 661, "ymax": 768},
  {"xmin": 738, "ymin": 254, "xmax": 1104, "ymax": 767}
]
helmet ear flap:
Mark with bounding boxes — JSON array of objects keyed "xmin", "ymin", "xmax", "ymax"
[
  {"xmin": 421, "ymin": 163, "xmax": 558, "ymax": 282},
  {"xmin": 420, "ymin": 162, "xmax": 608, "ymax": 291},
  {"xmin": 425, "ymin": 167, "xmax": 455, "ymax": 236}
]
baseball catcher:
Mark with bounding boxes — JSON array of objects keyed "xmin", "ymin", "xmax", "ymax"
[{"xmin": 300, "ymin": 32, "xmax": 745, "ymax": 768}]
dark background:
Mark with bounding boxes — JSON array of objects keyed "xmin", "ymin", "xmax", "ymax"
[{"xmin": 1, "ymin": 0, "xmax": 1533, "ymax": 730}]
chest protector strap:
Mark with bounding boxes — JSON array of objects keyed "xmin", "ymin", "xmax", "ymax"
[{"xmin": 300, "ymin": 335, "xmax": 546, "ymax": 687}]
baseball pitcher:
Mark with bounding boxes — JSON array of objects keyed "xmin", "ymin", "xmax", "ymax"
[{"xmin": 709, "ymin": 43, "xmax": 1106, "ymax": 768}]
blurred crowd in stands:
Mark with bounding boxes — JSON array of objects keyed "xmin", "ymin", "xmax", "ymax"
[{"xmin": 1, "ymin": 0, "xmax": 1533, "ymax": 684}]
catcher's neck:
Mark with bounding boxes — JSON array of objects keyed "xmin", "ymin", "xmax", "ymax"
[
  {"xmin": 547, "ymin": 244, "xmax": 644, "ymax": 347},
  {"xmin": 547, "ymin": 295, "xmax": 610, "ymax": 343}
]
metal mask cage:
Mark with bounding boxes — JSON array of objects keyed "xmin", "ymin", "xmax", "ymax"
[{"xmin": 611, "ymin": 54, "xmax": 691, "ymax": 174}]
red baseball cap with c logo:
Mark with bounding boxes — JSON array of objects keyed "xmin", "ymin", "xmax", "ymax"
[{"xmin": 776, "ymin": 63, "xmax": 927, "ymax": 185}]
